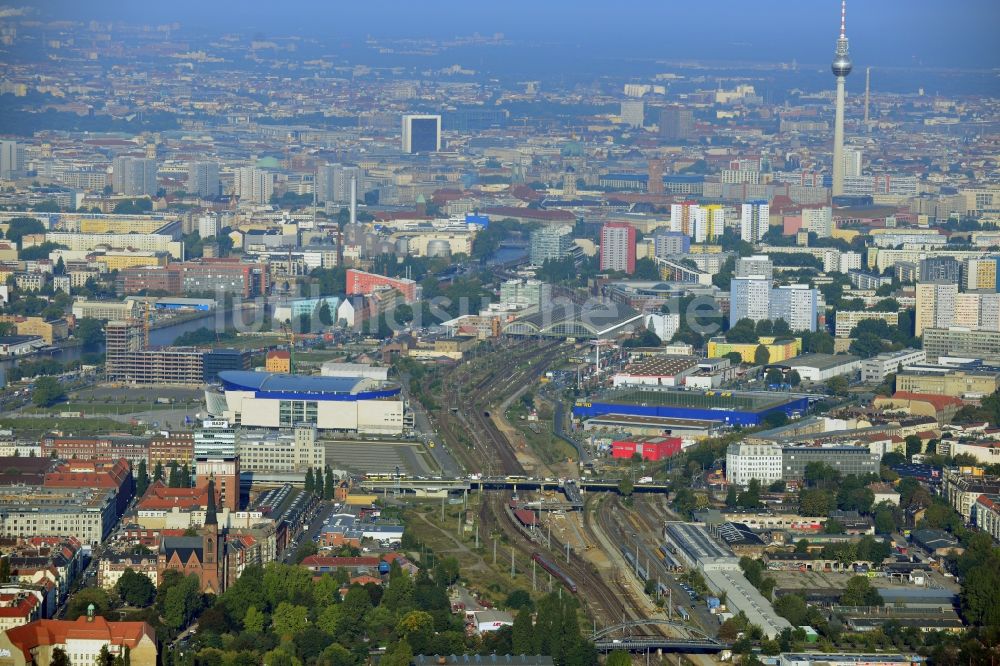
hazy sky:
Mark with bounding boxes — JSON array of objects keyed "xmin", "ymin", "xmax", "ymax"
[{"xmin": 25, "ymin": 0, "xmax": 1000, "ymax": 70}]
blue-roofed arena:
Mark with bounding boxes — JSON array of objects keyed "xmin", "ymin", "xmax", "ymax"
[{"xmin": 207, "ymin": 371, "xmax": 406, "ymax": 434}]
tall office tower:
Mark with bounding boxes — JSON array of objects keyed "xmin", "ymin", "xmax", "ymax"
[
  {"xmin": 730, "ymin": 276, "xmax": 772, "ymax": 326},
  {"xmin": 803, "ymin": 206, "xmax": 834, "ymax": 237},
  {"xmin": 647, "ymin": 159, "xmax": 664, "ymax": 195},
  {"xmin": 111, "ymin": 156, "xmax": 158, "ymax": 196},
  {"xmin": 350, "ymin": 176, "xmax": 357, "ymax": 225},
  {"xmin": 770, "ymin": 285, "xmax": 819, "ymax": 332},
  {"xmin": 659, "ymin": 107, "xmax": 694, "ymax": 141},
  {"xmin": 194, "ymin": 420, "xmax": 240, "ymax": 512},
  {"xmin": 529, "ymin": 225, "xmax": 574, "ymax": 266},
  {"xmin": 401, "ymin": 114, "xmax": 442, "ymax": 153},
  {"xmin": 188, "ymin": 161, "xmax": 220, "ymax": 198},
  {"xmin": 918, "ymin": 256, "xmax": 961, "ymax": 283},
  {"xmin": 843, "ymin": 147, "xmax": 863, "ymax": 178},
  {"xmin": 831, "ymin": 0, "xmax": 853, "ymax": 196},
  {"xmin": 736, "ymin": 255, "xmax": 774, "ymax": 279},
  {"xmin": 599, "ymin": 222, "xmax": 637, "ymax": 274},
  {"xmin": 620, "ymin": 100, "xmax": 645, "ymax": 128},
  {"xmin": 234, "ymin": 167, "xmax": 274, "ymax": 204},
  {"xmin": 315, "ymin": 164, "xmax": 362, "ymax": 204},
  {"xmin": 740, "ymin": 201, "xmax": 770, "ymax": 243},
  {"xmin": 670, "ymin": 202, "xmax": 700, "ymax": 237},
  {"xmin": 694, "ymin": 204, "xmax": 726, "ymax": 242},
  {"xmin": 915, "ymin": 282, "xmax": 958, "ymax": 336},
  {"xmin": 964, "ymin": 258, "xmax": 999, "ymax": 291},
  {"xmin": 0, "ymin": 140, "xmax": 22, "ymax": 179}
]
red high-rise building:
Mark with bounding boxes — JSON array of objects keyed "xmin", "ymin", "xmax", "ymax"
[
  {"xmin": 599, "ymin": 223, "xmax": 637, "ymax": 274},
  {"xmin": 345, "ymin": 269, "xmax": 420, "ymax": 304}
]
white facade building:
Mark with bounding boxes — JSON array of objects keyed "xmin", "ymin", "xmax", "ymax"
[
  {"xmin": 726, "ymin": 442, "xmax": 783, "ymax": 486},
  {"xmin": 730, "ymin": 276, "xmax": 771, "ymax": 326}
]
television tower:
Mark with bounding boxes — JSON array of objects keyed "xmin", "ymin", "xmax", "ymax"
[{"xmin": 831, "ymin": 0, "xmax": 852, "ymax": 197}]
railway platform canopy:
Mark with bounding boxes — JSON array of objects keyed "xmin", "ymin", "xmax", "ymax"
[{"xmin": 502, "ymin": 301, "xmax": 643, "ymax": 340}]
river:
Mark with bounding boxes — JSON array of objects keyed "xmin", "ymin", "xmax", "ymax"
[{"xmin": 0, "ymin": 305, "xmax": 260, "ymax": 386}]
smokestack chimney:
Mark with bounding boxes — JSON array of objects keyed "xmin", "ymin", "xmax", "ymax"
[{"xmin": 349, "ymin": 176, "xmax": 357, "ymax": 226}]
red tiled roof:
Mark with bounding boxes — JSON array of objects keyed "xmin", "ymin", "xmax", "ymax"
[
  {"xmin": 5, "ymin": 617, "xmax": 154, "ymax": 660},
  {"xmin": 889, "ymin": 392, "xmax": 964, "ymax": 411}
]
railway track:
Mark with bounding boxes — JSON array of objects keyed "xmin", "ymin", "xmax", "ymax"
[{"xmin": 478, "ymin": 490, "xmax": 628, "ymax": 626}]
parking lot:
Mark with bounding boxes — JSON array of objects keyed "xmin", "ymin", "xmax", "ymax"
[{"xmin": 323, "ymin": 439, "xmax": 437, "ymax": 476}]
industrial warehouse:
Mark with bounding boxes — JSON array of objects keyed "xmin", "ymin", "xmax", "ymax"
[
  {"xmin": 573, "ymin": 388, "xmax": 809, "ymax": 427},
  {"xmin": 206, "ymin": 370, "xmax": 407, "ymax": 435}
]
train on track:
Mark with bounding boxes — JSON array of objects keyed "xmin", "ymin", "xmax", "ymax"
[
  {"xmin": 622, "ymin": 547, "xmax": 649, "ymax": 582},
  {"xmin": 531, "ymin": 552, "xmax": 577, "ymax": 593}
]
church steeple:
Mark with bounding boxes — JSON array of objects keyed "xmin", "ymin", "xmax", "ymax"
[{"xmin": 205, "ymin": 478, "xmax": 218, "ymax": 526}]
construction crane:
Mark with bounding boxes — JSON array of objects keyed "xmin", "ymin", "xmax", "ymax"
[
  {"xmin": 141, "ymin": 300, "xmax": 153, "ymax": 349},
  {"xmin": 280, "ymin": 322, "xmax": 296, "ymax": 374}
]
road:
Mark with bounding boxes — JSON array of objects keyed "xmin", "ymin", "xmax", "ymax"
[{"xmin": 281, "ymin": 499, "xmax": 337, "ymax": 563}]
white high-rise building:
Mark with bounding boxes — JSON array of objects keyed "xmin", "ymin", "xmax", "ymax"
[
  {"xmin": 730, "ymin": 276, "xmax": 771, "ymax": 326},
  {"xmin": 0, "ymin": 140, "xmax": 23, "ymax": 180},
  {"xmin": 111, "ymin": 157, "xmax": 158, "ymax": 196},
  {"xmin": 316, "ymin": 164, "xmax": 362, "ymax": 204},
  {"xmin": 693, "ymin": 205, "xmax": 726, "ymax": 243},
  {"xmin": 770, "ymin": 284, "xmax": 819, "ymax": 332},
  {"xmin": 843, "ymin": 147, "xmax": 863, "ymax": 178},
  {"xmin": 831, "ymin": 1, "xmax": 853, "ymax": 196},
  {"xmin": 736, "ymin": 255, "xmax": 774, "ymax": 279},
  {"xmin": 670, "ymin": 202, "xmax": 699, "ymax": 237},
  {"xmin": 803, "ymin": 207, "xmax": 834, "ymax": 238},
  {"xmin": 197, "ymin": 215, "xmax": 220, "ymax": 239},
  {"xmin": 187, "ymin": 161, "xmax": 220, "ymax": 198},
  {"xmin": 234, "ymin": 167, "xmax": 273, "ymax": 204},
  {"xmin": 620, "ymin": 100, "xmax": 645, "ymax": 128},
  {"xmin": 726, "ymin": 442, "xmax": 783, "ymax": 486},
  {"xmin": 915, "ymin": 282, "xmax": 958, "ymax": 336},
  {"xmin": 740, "ymin": 201, "xmax": 769, "ymax": 243}
]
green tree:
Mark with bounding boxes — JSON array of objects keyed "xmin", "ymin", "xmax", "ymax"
[
  {"xmin": 795, "ymin": 539, "xmax": 810, "ymax": 554},
  {"xmin": 97, "ymin": 645, "xmax": 114, "ymax": 666},
  {"xmin": 841, "ymin": 575, "xmax": 883, "ymax": 606},
  {"xmin": 737, "ymin": 479, "xmax": 762, "ymax": 509},
  {"xmin": 314, "ymin": 466, "xmax": 324, "ymax": 499},
  {"xmin": 511, "ymin": 609, "xmax": 534, "ymax": 654},
  {"xmin": 380, "ymin": 639, "xmax": 413, "ymax": 666},
  {"xmin": 774, "ymin": 594, "xmax": 809, "ymax": 627},
  {"xmin": 135, "ymin": 458, "xmax": 149, "ymax": 498},
  {"xmin": 725, "ymin": 486, "xmax": 738, "ymax": 508},
  {"xmin": 74, "ymin": 317, "xmax": 105, "ymax": 348},
  {"xmin": 65, "ymin": 587, "xmax": 112, "ymax": 620},
  {"xmin": 272, "ymin": 602, "xmax": 309, "ymax": 638},
  {"xmin": 51, "ymin": 648, "xmax": 71, "ymax": 666},
  {"xmin": 605, "ymin": 652, "xmax": 631, "ymax": 666},
  {"xmin": 874, "ymin": 507, "xmax": 897, "ymax": 535},
  {"xmin": 318, "ymin": 301, "xmax": 333, "ymax": 327},
  {"xmin": 618, "ymin": 476, "xmax": 634, "ymax": 497},
  {"xmin": 242, "ymin": 605, "xmax": 266, "ymax": 634},
  {"xmin": 304, "ymin": 467, "xmax": 315, "ymax": 494},
  {"xmin": 32, "ymin": 376, "xmax": 66, "ymax": 407},
  {"xmin": 787, "ymin": 370, "xmax": 802, "ymax": 387},
  {"xmin": 799, "ymin": 489, "xmax": 835, "ymax": 516},
  {"xmin": 904, "ymin": 435, "xmax": 923, "ymax": 458},
  {"xmin": 324, "ymin": 467, "xmax": 335, "ymax": 500},
  {"xmin": 753, "ymin": 344, "xmax": 770, "ymax": 366},
  {"xmin": 826, "ymin": 375, "xmax": 849, "ymax": 396},
  {"xmin": 397, "ymin": 610, "xmax": 435, "ymax": 654},
  {"xmin": 4, "ymin": 216, "xmax": 45, "ymax": 247},
  {"xmin": 115, "ymin": 568, "xmax": 155, "ymax": 607},
  {"xmin": 317, "ymin": 643, "xmax": 355, "ymax": 666}
]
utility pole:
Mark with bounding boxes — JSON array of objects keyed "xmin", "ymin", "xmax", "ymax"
[
  {"xmin": 532, "ymin": 559, "xmax": 536, "ymax": 591},
  {"xmin": 510, "ymin": 547, "xmax": 515, "ymax": 578},
  {"xmin": 475, "ymin": 525, "xmax": 479, "ymax": 550},
  {"xmin": 565, "ymin": 542, "xmax": 570, "ymax": 563},
  {"xmin": 493, "ymin": 538, "xmax": 497, "ymax": 565}
]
